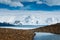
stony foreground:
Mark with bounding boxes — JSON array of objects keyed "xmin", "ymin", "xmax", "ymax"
[{"xmin": 0, "ymin": 23, "xmax": 60, "ymax": 40}]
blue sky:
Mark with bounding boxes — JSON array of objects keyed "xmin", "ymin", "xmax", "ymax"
[
  {"xmin": 0, "ymin": 0, "xmax": 60, "ymax": 26},
  {"xmin": 0, "ymin": 0, "xmax": 60, "ymax": 11}
]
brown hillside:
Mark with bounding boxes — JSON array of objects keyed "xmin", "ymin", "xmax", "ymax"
[
  {"xmin": 0, "ymin": 23, "xmax": 60, "ymax": 40},
  {"xmin": 0, "ymin": 28, "xmax": 35, "ymax": 40},
  {"xmin": 33, "ymin": 23, "xmax": 60, "ymax": 34}
]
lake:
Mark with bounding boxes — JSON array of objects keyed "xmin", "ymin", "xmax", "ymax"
[
  {"xmin": 0, "ymin": 25, "xmax": 47, "ymax": 29},
  {"xmin": 34, "ymin": 32, "xmax": 60, "ymax": 40}
]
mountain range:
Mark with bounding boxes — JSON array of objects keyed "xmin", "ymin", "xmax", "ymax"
[{"xmin": 0, "ymin": 22, "xmax": 15, "ymax": 26}]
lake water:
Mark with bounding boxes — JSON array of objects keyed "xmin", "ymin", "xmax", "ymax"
[
  {"xmin": 34, "ymin": 32, "xmax": 60, "ymax": 40},
  {"xmin": 0, "ymin": 25, "xmax": 47, "ymax": 29}
]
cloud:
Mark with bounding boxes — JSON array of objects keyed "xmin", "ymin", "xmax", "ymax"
[
  {"xmin": 13, "ymin": 0, "xmax": 60, "ymax": 6},
  {"xmin": 41, "ymin": 0, "xmax": 60, "ymax": 6},
  {"xmin": 0, "ymin": 0, "xmax": 11, "ymax": 4},
  {"xmin": 0, "ymin": 9, "xmax": 60, "ymax": 25},
  {"xmin": 20, "ymin": 0, "xmax": 60, "ymax": 6},
  {"xmin": 9, "ymin": 1, "xmax": 24, "ymax": 7},
  {"xmin": 20, "ymin": 0, "xmax": 40, "ymax": 2},
  {"xmin": 36, "ymin": 1, "xmax": 43, "ymax": 4},
  {"xmin": 0, "ymin": 0, "xmax": 60, "ymax": 10},
  {"xmin": 0, "ymin": 0, "xmax": 24, "ymax": 7}
]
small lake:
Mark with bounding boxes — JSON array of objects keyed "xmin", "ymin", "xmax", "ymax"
[{"xmin": 34, "ymin": 32, "xmax": 60, "ymax": 40}]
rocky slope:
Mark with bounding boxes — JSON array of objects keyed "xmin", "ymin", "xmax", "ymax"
[{"xmin": 0, "ymin": 23, "xmax": 60, "ymax": 40}]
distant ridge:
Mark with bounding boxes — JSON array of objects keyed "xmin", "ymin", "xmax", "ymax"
[{"xmin": 0, "ymin": 22, "xmax": 15, "ymax": 26}]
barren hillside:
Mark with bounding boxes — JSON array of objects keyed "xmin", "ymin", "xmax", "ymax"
[{"xmin": 0, "ymin": 23, "xmax": 60, "ymax": 40}]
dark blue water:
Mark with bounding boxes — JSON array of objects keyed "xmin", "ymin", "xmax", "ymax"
[{"xmin": 34, "ymin": 32, "xmax": 60, "ymax": 40}]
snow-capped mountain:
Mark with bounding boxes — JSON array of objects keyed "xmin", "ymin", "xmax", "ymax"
[
  {"xmin": 0, "ymin": 0, "xmax": 60, "ymax": 26},
  {"xmin": 0, "ymin": 15, "xmax": 60, "ymax": 25}
]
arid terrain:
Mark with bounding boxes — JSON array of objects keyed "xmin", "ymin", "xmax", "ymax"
[{"xmin": 0, "ymin": 23, "xmax": 60, "ymax": 40}]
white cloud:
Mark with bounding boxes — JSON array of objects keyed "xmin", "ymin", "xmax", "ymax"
[
  {"xmin": 0, "ymin": 0, "xmax": 11, "ymax": 4},
  {"xmin": 42, "ymin": 0, "xmax": 60, "ymax": 6},
  {"xmin": 19, "ymin": 0, "xmax": 60, "ymax": 6},
  {"xmin": 0, "ymin": 0, "xmax": 24, "ymax": 7},
  {"xmin": 0, "ymin": 0, "xmax": 60, "ymax": 7},
  {"xmin": 10, "ymin": 1, "xmax": 24, "ymax": 7},
  {"xmin": 36, "ymin": 1, "xmax": 43, "ymax": 4},
  {"xmin": 19, "ymin": 0, "xmax": 40, "ymax": 2}
]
